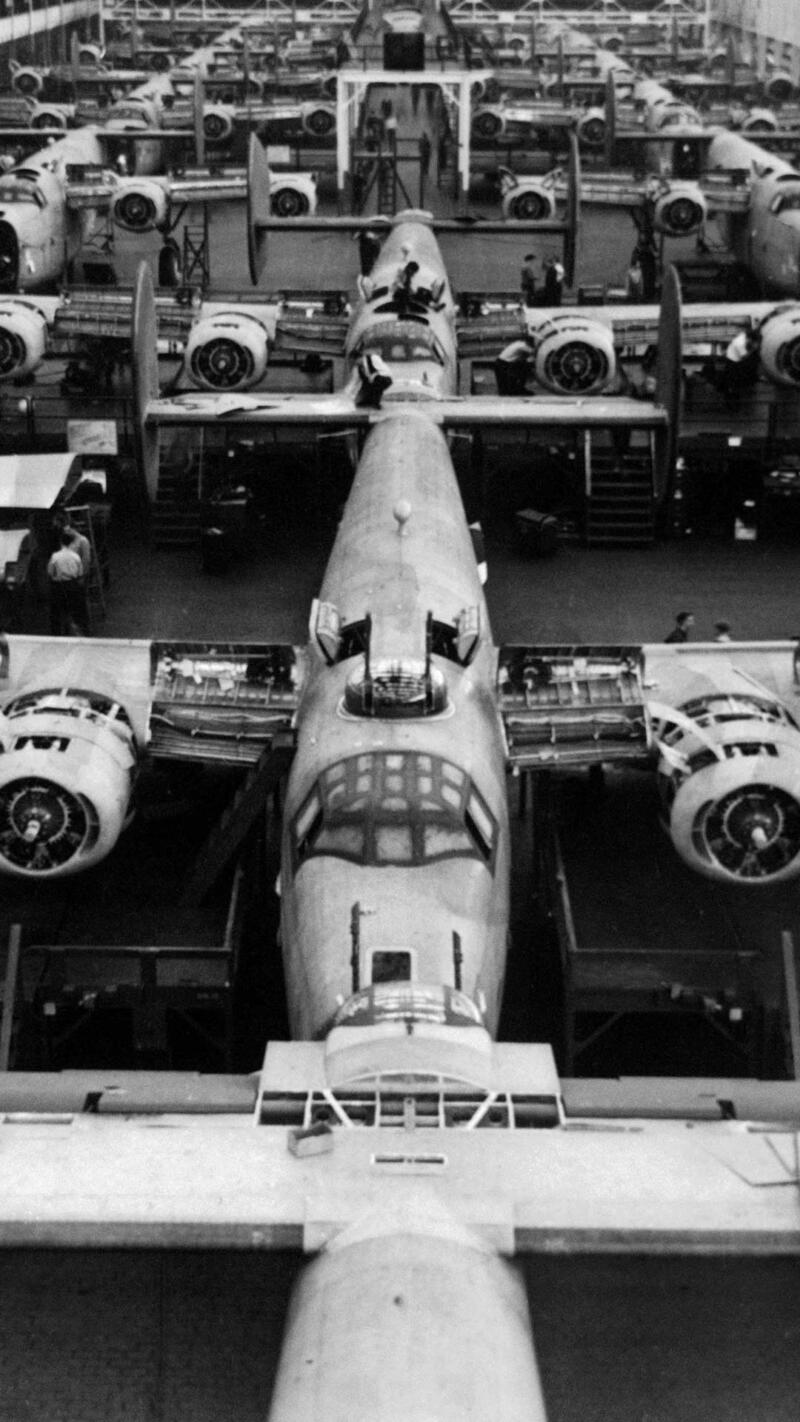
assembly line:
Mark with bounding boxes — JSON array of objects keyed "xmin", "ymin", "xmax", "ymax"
[{"xmin": 2, "ymin": 3, "xmax": 800, "ymax": 1420}]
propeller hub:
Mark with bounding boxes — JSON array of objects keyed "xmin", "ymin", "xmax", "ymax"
[
  {"xmin": 699, "ymin": 783, "xmax": 800, "ymax": 880},
  {"xmin": 0, "ymin": 778, "xmax": 87, "ymax": 872}
]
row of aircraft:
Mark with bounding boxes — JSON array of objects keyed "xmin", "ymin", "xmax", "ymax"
[
  {"xmin": 1, "ymin": 212, "xmax": 799, "ymax": 896},
  {"xmin": 4, "ymin": 101, "xmax": 800, "ymax": 386},
  {"xmin": 4, "ymin": 10, "xmax": 800, "ymax": 1407},
  {"xmin": 2, "ymin": 206, "xmax": 800, "ymax": 1420},
  {"xmin": 2, "ymin": 55, "xmax": 800, "ymax": 305}
]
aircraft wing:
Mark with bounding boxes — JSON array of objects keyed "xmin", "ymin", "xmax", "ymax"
[
  {"xmin": 64, "ymin": 164, "xmax": 246, "ymax": 214},
  {"xmin": 0, "ymin": 634, "xmax": 305, "ymax": 767},
  {"xmin": 0, "ymin": 1051, "xmax": 798, "ymax": 1251},
  {"xmin": 143, "ymin": 390, "xmax": 668, "ymax": 430},
  {"xmin": 0, "ymin": 127, "xmax": 73, "ymax": 142},
  {"xmin": 641, "ymin": 640, "xmax": 800, "ymax": 716},
  {"xmin": 505, "ymin": 299, "xmax": 781, "ymax": 354},
  {"xmin": 494, "ymin": 639, "xmax": 800, "ymax": 773},
  {"xmin": 163, "ymin": 165, "xmax": 247, "ymax": 205},
  {"xmin": 496, "ymin": 643, "xmax": 652, "ymax": 770},
  {"xmin": 146, "ymin": 389, "xmax": 361, "ymax": 425},
  {"xmin": 456, "ymin": 304, "xmax": 529, "ymax": 358}
]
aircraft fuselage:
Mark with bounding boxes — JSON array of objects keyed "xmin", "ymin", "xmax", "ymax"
[
  {"xmin": 707, "ymin": 129, "xmax": 800, "ymax": 298},
  {"xmin": 344, "ymin": 212, "xmax": 458, "ymax": 400},
  {"xmin": 0, "ymin": 129, "xmax": 105, "ymax": 291},
  {"xmin": 280, "ymin": 412, "xmax": 510, "ymax": 1039}
]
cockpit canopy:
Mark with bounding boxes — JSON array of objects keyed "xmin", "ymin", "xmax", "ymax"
[
  {"xmin": 291, "ymin": 750, "xmax": 497, "ymax": 873},
  {"xmin": 344, "ymin": 657, "xmax": 448, "ymax": 718},
  {"xmin": 356, "ymin": 322, "xmax": 444, "ymax": 365},
  {"xmin": 770, "ymin": 183, "xmax": 800, "ymax": 215},
  {"xmin": 333, "ymin": 981, "xmax": 485, "ymax": 1029},
  {"xmin": 0, "ymin": 178, "xmax": 43, "ymax": 207}
]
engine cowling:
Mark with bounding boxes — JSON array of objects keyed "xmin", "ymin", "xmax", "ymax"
[
  {"xmin": 301, "ymin": 103, "xmax": 335, "ymax": 137},
  {"xmin": 30, "ymin": 103, "xmax": 70, "ymax": 130},
  {"xmin": 0, "ymin": 690, "xmax": 138, "ymax": 879},
  {"xmin": 576, "ymin": 107, "xmax": 606, "ymax": 150},
  {"xmin": 186, "ymin": 312, "xmax": 269, "ymax": 391},
  {"xmin": 657, "ymin": 697, "xmax": 800, "ymax": 884},
  {"xmin": 0, "ymin": 301, "xmax": 48, "ymax": 380},
  {"xmin": 111, "ymin": 180, "xmax": 169, "ymax": 232},
  {"xmin": 650, "ymin": 181, "xmax": 707, "ymax": 236},
  {"xmin": 270, "ymin": 179, "xmax": 314, "ymax": 217},
  {"xmin": 758, "ymin": 305, "xmax": 800, "ymax": 388},
  {"xmin": 765, "ymin": 70, "xmax": 795, "ymax": 104},
  {"xmin": 472, "ymin": 106, "xmax": 505, "ymax": 140},
  {"xmin": 530, "ymin": 315, "xmax": 615, "ymax": 395},
  {"xmin": 741, "ymin": 107, "xmax": 779, "ymax": 134},
  {"xmin": 77, "ymin": 43, "xmax": 104, "ymax": 65},
  {"xmin": 202, "ymin": 105, "xmax": 235, "ymax": 144},
  {"xmin": 501, "ymin": 181, "xmax": 557, "ymax": 222},
  {"xmin": 11, "ymin": 68, "xmax": 44, "ymax": 97}
]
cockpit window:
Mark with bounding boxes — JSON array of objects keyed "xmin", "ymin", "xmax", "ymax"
[
  {"xmin": 111, "ymin": 105, "xmax": 147, "ymax": 121},
  {"xmin": 0, "ymin": 180, "xmax": 43, "ymax": 206},
  {"xmin": 359, "ymin": 325, "xmax": 443, "ymax": 365},
  {"xmin": 291, "ymin": 751, "xmax": 497, "ymax": 873},
  {"xmin": 770, "ymin": 189, "xmax": 800, "ymax": 215}
]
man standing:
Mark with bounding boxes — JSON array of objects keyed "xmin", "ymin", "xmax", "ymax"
[
  {"xmin": 664, "ymin": 611, "xmax": 694, "ymax": 644},
  {"xmin": 495, "ymin": 337, "xmax": 535, "ymax": 395},
  {"xmin": 63, "ymin": 517, "xmax": 91, "ymax": 579},
  {"xmin": 543, "ymin": 257, "xmax": 565, "ymax": 306},
  {"xmin": 47, "ymin": 530, "xmax": 86, "ymax": 636},
  {"xmin": 520, "ymin": 253, "xmax": 537, "ymax": 308},
  {"xmin": 626, "ymin": 256, "xmax": 644, "ymax": 302}
]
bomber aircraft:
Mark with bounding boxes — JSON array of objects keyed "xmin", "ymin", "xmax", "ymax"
[
  {"xmin": 0, "ymin": 202, "xmax": 798, "ymax": 904},
  {"xmin": 563, "ymin": 74, "xmax": 800, "ymax": 299},
  {"xmin": 2, "ymin": 193, "xmax": 800, "ymax": 1422}
]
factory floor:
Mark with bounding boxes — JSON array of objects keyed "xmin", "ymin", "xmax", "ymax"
[{"xmin": 1, "ymin": 148, "xmax": 800, "ymax": 1422}]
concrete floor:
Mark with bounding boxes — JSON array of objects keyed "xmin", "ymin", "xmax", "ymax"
[{"xmin": 0, "ymin": 1250, "xmax": 798, "ymax": 1421}]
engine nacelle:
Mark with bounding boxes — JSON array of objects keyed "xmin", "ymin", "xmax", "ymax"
[
  {"xmin": 111, "ymin": 179, "xmax": 169, "ymax": 232},
  {"xmin": 186, "ymin": 312, "xmax": 269, "ymax": 391},
  {"xmin": 472, "ymin": 105, "xmax": 505, "ymax": 140},
  {"xmin": 650, "ymin": 181, "xmax": 707, "ymax": 236},
  {"xmin": 270, "ymin": 176, "xmax": 315, "ymax": 217},
  {"xmin": 530, "ymin": 314, "xmax": 615, "ymax": 395},
  {"xmin": 77, "ymin": 43, "xmax": 104, "ymax": 65},
  {"xmin": 657, "ymin": 700, "xmax": 800, "ymax": 884},
  {"xmin": 30, "ymin": 103, "xmax": 70, "ymax": 130},
  {"xmin": 765, "ymin": 70, "xmax": 795, "ymax": 104},
  {"xmin": 500, "ymin": 178, "xmax": 557, "ymax": 222},
  {"xmin": 741, "ymin": 107, "xmax": 779, "ymax": 134},
  {"xmin": 11, "ymin": 68, "xmax": 44, "ymax": 97},
  {"xmin": 202, "ymin": 104, "xmax": 235, "ymax": 144},
  {"xmin": 758, "ymin": 305, "xmax": 800, "ymax": 388},
  {"xmin": 576, "ymin": 107, "xmax": 606, "ymax": 150},
  {"xmin": 300, "ymin": 102, "xmax": 335, "ymax": 137},
  {"xmin": 0, "ymin": 301, "xmax": 48, "ymax": 380},
  {"xmin": 0, "ymin": 690, "xmax": 138, "ymax": 879}
]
